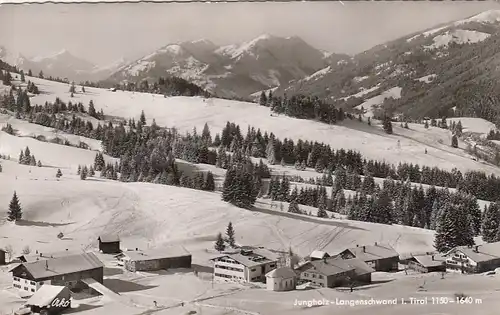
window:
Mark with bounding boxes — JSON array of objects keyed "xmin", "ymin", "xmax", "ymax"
[
  {"xmin": 30, "ymin": 281, "xmax": 35, "ymax": 285},
  {"xmin": 31, "ymin": 289, "xmax": 35, "ymax": 292},
  {"xmin": 303, "ymin": 272, "xmax": 308, "ymax": 277},
  {"xmin": 318, "ymin": 275, "xmax": 324, "ymax": 279},
  {"xmin": 312, "ymin": 274, "xmax": 316, "ymax": 278},
  {"xmin": 24, "ymin": 287, "xmax": 28, "ymax": 291},
  {"xmin": 251, "ymin": 268, "xmax": 256, "ymax": 272},
  {"xmin": 269, "ymin": 264, "xmax": 276, "ymax": 268}
]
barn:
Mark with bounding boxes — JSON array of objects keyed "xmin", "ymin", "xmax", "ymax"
[
  {"xmin": 98, "ymin": 234, "xmax": 121, "ymax": 254},
  {"xmin": 10, "ymin": 252, "xmax": 104, "ymax": 295},
  {"xmin": 118, "ymin": 246, "xmax": 192, "ymax": 272}
]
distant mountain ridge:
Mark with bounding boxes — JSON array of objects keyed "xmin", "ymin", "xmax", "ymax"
[
  {"xmin": 277, "ymin": 9, "xmax": 500, "ymax": 122},
  {"xmin": 106, "ymin": 34, "xmax": 349, "ymax": 99},
  {"xmin": 0, "ymin": 46, "xmax": 128, "ymax": 83}
]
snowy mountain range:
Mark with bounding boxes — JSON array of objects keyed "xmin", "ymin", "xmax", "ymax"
[
  {"xmin": 105, "ymin": 34, "xmax": 348, "ymax": 98},
  {"xmin": 278, "ymin": 9, "xmax": 500, "ymax": 119},
  {"xmin": 0, "ymin": 46, "xmax": 128, "ymax": 83}
]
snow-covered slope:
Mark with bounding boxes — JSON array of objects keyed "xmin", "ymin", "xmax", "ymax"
[{"xmin": 21, "ymin": 75, "xmax": 500, "ymax": 176}]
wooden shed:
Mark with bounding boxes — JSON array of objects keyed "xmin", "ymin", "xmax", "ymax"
[{"xmin": 98, "ymin": 234, "xmax": 121, "ymax": 254}]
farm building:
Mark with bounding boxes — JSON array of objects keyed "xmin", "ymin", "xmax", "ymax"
[
  {"xmin": 265, "ymin": 267, "xmax": 297, "ymax": 291},
  {"xmin": 297, "ymin": 257, "xmax": 373, "ymax": 288},
  {"xmin": 0, "ymin": 249, "xmax": 5, "ymax": 265},
  {"xmin": 9, "ymin": 252, "xmax": 104, "ymax": 295},
  {"xmin": 407, "ymin": 254, "xmax": 446, "ymax": 273},
  {"xmin": 211, "ymin": 248, "xmax": 278, "ymax": 283},
  {"xmin": 117, "ymin": 246, "xmax": 191, "ymax": 272},
  {"xmin": 337, "ymin": 243, "xmax": 399, "ymax": 272},
  {"xmin": 98, "ymin": 234, "xmax": 121, "ymax": 254},
  {"xmin": 25, "ymin": 284, "xmax": 71, "ymax": 315},
  {"xmin": 444, "ymin": 243, "xmax": 500, "ymax": 274},
  {"xmin": 309, "ymin": 250, "xmax": 330, "ymax": 261}
]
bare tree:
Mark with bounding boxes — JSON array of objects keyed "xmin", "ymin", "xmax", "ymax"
[
  {"xmin": 4, "ymin": 245, "xmax": 14, "ymax": 262},
  {"xmin": 22, "ymin": 245, "xmax": 31, "ymax": 255}
]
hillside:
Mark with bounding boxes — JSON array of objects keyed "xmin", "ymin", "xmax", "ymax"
[
  {"xmin": 106, "ymin": 35, "xmax": 348, "ymax": 99},
  {"xmin": 20, "ymin": 74, "xmax": 500, "ymax": 176},
  {"xmin": 279, "ymin": 10, "xmax": 500, "ymax": 124}
]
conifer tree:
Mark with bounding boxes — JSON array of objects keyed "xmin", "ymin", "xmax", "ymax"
[
  {"xmin": 451, "ymin": 135, "xmax": 458, "ymax": 148},
  {"xmin": 226, "ymin": 222, "xmax": 235, "ymax": 247},
  {"xmin": 20, "ymin": 70, "xmax": 25, "ymax": 82},
  {"xmin": 89, "ymin": 165, "xmax": 95, "ymax": 177},
  {"xmin": 140, "ymin": 110, "xmax": 146, "ymax": 125},
  {"xmin": 215, "ymin": 232, "xmax": 225, "ymax": 252},
  {"xmin": 435, "ymin": 201, "xmax": 474, "ymax": 252},
  {"xmin": 7, "ymin": 191, "xmax": 22, "ymax": 222},
  {"xmin": 203, "ymin": 171, "xmax": 215, "ymax": 191},
  {"xmin": 288, "ymin": 199, "xmax": 300, "ymax": 213},
  {"xmin": 383, "ymin": 116, "xmax": 393, "ymax": 134},
  {"xmin": 77, "ymin": 165, "xmax": 81, "ymax": 175},
  {"xmin": 259, "ymin": 91, "xmax": 267, "ymax": 106},
  {"xmin": 80, "ymin": 165, "xmax": 88, "ymax": 180},
  {"xmin": 265, "ymin": 140, "xmax": 276, "ymax": 165},
  {"xmin": 481, "ymin": 202, "xmax": 500, "ymax": 243},
  {"xmin": 56, "ymin": 168, "xmax": 62, "ymax": 178}
]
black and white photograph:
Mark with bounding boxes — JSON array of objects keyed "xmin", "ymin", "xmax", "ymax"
[{"xmin": 2, "ymin": 1, "xmax": 500, "ymax": 314}]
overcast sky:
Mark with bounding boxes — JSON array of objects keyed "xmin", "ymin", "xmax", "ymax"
[{"xmin": 1, "ymin": 1, "xmax": 499, "ymax": 66}]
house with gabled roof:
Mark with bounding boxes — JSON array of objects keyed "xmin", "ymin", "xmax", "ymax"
[
  {"xmin": 337, "ymin": 242, "xmax": 399, "ymax": 272},
  {"xmin": 309, "ymin": 250, "xmax": 330, "ymax": 261},
  {"xmin": 117, "ymin": 245, "xmax": 191, "ymax": 272},
  {"xmin": 211, "ymin": 248, "xmax": 278, "ymax": 283},
  {"xmin": 407, "ymin": 254, "xmax": 446, "ymax": 273},
  {"xmin": 296, "ymin": 256, "xmax": 374, "ymax": 288},
  {"xmin": 9, "ymin": 252, "xmax": 104, "ymax": 295},
  {"xmin": 444, "ymin": 242, "xmax": 500, "ymax": 274}
]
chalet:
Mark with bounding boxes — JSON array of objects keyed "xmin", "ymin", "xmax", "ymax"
[
  {"xmin": 297, "ymin": 257, "xmax": 374, "ymax": 288},
  {"xmin": 117, "ymin": 245, "xmax": 191, "ymax": 272},
  {"xmin": 337, "ymin": 243, "xmax": 399, "ymax": 272},
  {"xmin": 265, "ymin": 267, "xmax": 297, "ymax": 291},
  {"xmin": 444, "ymin": 243, "xmax": 500, "ymax": 274},
  {"xmin": 0, "ymin": 249, "xmax": 5, "ymax": 265},
  {"xmin": 9, "ymin": 252, "xmax": 104, "ymax": 295},
  {"xmin": 407, "ymin": 254, "xmax": 446, "ymax": 273},
  {"xmin": 25, "ymin": 284, "xmax": 71, "ymax": 315},
  {"xmin": 98, "ymin": 234, "xmax": 121, "ymax": 254},
  {"xmin": 211, "ymin": 248, "xmax": 278, "ymax": 283},
  {"xmin": 309, "ymin": 250, "xmax": 330, "ymax": 261}
]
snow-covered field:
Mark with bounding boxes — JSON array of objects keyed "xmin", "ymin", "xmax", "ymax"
[
  {"xmin": 425, "ymin": 30, "xmax": 491, "ymax": 50},
  {"xmin": 19, "ymin": 75, "xmax": 500, "ymax": 176},
  {"xmin": 355, "ymin": 87, "xmax": 402, "ymax": 118}
]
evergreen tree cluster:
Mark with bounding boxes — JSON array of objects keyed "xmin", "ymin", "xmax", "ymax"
[
  {"xmin": 221, "ymin": 162, "xmax": 262, "ymax": 209},
  {"xmin": 263, "ymin": 92, "xmax": 346, "ymax": 124},
  {"xmin": 486, "ymin": 129, "xmax": 500, "ymax": 141},
  {"xmin": 1, "ymin": 123, "xmax": 14, "ymax": 135},
  {"xmin": 116, "ymin": 76, "xmax": 210, "ymax": 97},
  {"xmin": 18, "ymin": 146, "xmax": 41, "ymax": 167}
]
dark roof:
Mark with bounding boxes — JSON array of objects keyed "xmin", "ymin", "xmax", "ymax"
[
  {"xmin": 11, "ymin": 252, "xmax": 103, "ymax": 280},
  {"xmin": 98, "ymin": 234, "xmax": 120, "ymax": 243},
  {"xmin": 343, "ymin": 243, "xmax": 399, "ymax": 262}
]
